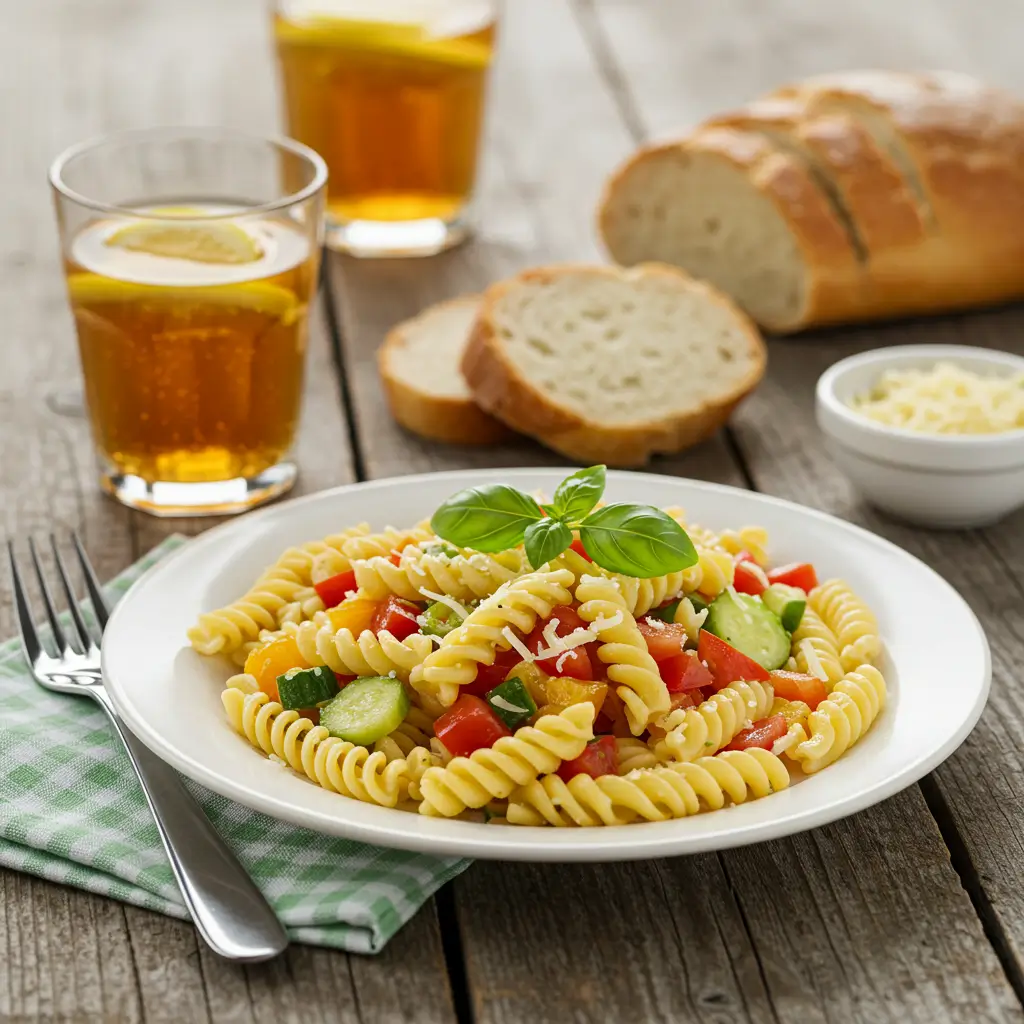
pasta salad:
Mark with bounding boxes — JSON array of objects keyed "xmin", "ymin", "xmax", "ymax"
[{"xmin": 188, "ymin": 467, "xmax": 886, "ymax": 827}]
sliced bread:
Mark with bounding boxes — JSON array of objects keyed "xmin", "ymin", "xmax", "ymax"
[
  {"xmin": 379, "ymin": 296, "xmax": 510, "ymax": 446},
  {"xmin": 460, "ymin": 263, "xmax": 766, "ymax": 466}
]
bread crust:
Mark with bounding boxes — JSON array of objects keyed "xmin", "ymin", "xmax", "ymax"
[
  {"xmin": 461, "ymin": 263, "xmax": 767, "ymax": 466},
  {"xmin": 600, "ymin": 70, "xmax": 1024, "ymax": 332},
  {"xmin": 379, "ymin": 297, "xmax": 511, "ymax": 446}
]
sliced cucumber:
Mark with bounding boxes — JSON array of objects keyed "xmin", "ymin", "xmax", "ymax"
[
  {"xmin": 419, "ymin": 600, "xmax": 465, "ymax": 638},
  {"xmin": 319, "ymin": 676, "xmax": 410, "ymax": 746},
  {"xmin": 762, "ymin": 584, "xmax": 806, "ymax": 633},
  {"xmin": 277, "ymin": 665, "xmax": 339, "ymax": 710},
  {"xmin": 705, "ymin": 590, "xmax": 791, "ymax": 670},
  {"xmin": 486, "ymin": 677, "xmax": 537, "ymax": 731}
]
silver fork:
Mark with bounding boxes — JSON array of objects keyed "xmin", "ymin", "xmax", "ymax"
[{"xmin": 7, "ymin": 534, "xmax": 288, "ymax": 963}]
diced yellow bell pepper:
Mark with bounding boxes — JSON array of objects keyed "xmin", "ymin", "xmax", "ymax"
[{"xmin": 327, "ymin": 597, "xmax": 381, "ymax": 636}]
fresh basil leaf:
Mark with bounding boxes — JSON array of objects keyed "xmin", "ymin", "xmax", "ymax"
[
  {"xmin": 546, "ymin": 465, "xmax": 607, "ymax": 521},
  {"xmin": 431, "ymin": 484, "xmax": 543, "ymax": 553},
  {"xmin": 524, "ymin": 518, "xmax": 573, "ymax": 569},
  {"xmin": 578, "ymin": 503, "xmax": 698, "ymax": 577}
]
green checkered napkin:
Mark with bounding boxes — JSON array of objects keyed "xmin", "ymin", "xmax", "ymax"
[{"xmin": 0, "ymin": 535, "xmax": 470, "ymax": 954}]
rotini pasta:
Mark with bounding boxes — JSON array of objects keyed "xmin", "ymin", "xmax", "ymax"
[
  {"xmin": 284, "ymin": 617, "xmax": 434, "ymax": 681},
  {"xmin": 507, "ymin": 748, "xmax": 790, "ymax": 826},
  {"xmin": 787, "ymin": 606, "xmax": 845, "ymax": 687},
  {"xmin": 222, "ymin": 687, "xmax": 439, "ymax": 806},
  {"xmin": 574, "ymin": 574, "xmax": 670, "ymax": 735},
  {"xmin": 410, "ymin": 569, "xmax": 576, "ymax": 706},
  {"xmin": 810, "ymin": 580, "xmax": 882, "ymax": 671},
  {"xmin": 354, "ymin": 543, "xmax": 526, "ymax": 603},
  {"xmin": 196, "ymin": 477, "xmax": 886, "ymax": 827},
  {"xmin": 418, "ymin": 703, "xmax": 596, "ymax": 817},
  {"xmin": 652, "ymin": 680, "xmax": 775, "ymax": 762},
  {"xmin": 786, "ymin": 665, "xmax": 886, "ymax": 773}
]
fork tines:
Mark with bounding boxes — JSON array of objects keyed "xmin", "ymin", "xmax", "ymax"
[{"xmin": 7, "ymin": 532, "xmax": 110, "ymax": 662}]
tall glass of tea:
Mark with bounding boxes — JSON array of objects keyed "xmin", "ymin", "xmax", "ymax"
[
  {"xmin": 275, "ymin": 0, "xmax": 498, "ymax": 257},
  {"xmin": 50, "ymin": 128, "xmax": 327, "ymax": 517}
]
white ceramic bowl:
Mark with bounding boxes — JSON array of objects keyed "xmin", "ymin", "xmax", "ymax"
[{"xmin": 816, "ymin": 344, "xmax": 1024, "ymax": 528}]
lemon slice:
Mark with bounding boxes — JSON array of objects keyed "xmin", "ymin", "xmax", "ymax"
[
  {"xmin": 274, "ymin": 16, "xmax": 492, "ymax": 69},
  {"xmin": 105, "ymin": 218, "xmax": 264, "ymax": 265},
  {"xmin": 66, "ymin": 273, "xmax": 301, "ymax": 324}
]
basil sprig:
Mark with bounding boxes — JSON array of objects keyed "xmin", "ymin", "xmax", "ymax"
[{"xmin": 430, "ymin": 466, "xmax": 697, "ymax": 579}]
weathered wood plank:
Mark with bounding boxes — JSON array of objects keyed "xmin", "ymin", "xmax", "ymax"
[
  {"xmin": 568, "ymin": 0, "xmax": 1024, "ymax": 1019},
  {"xmin": 0, "ymin": 0, "xmax": 453, "ymax": 1021}
]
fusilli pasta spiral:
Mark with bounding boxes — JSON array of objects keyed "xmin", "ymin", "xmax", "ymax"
[
  {"xmin": 787, "ymin": 606, "xmax": 845, "ymax": 687},
  {"xmin": 354, "ymin": 543, "xmax": 526, "ymax": 603},
  {"xmin": 222, "ymin": 687, "xmax": 439, "ymax": 805},
  {"xmin": 187, "ymin": 524, "xmax": 371, "ymax": 656},
  {"xmin": 652, "ymin": 680, "xmax": 775, "ymax": 762},
  {"xmin": 284, "ymin": 618, "xmax": 433, "ymax": 681},
  {"xmin": 374, "ymin": 706, "xmax": 437, "ymax": 760},
  {"xmin": 810, "ymin": 580, "xmax": 882, "ymax": 671},
  {"xmin": 417, "ymin": 703, "xmax": 596, "ymax": 817},
  {"xmin": 507, "ymin": 748, "xmax": 790, "ymax": 826},
  {"xmin": 786, "ymin": 665, "xmax": 886, "ymax": 773},
  {"xmin": 615, "ymin": 737, "xmax": 660, "ymax": 774},
  {"xmin": 410, "ymin": 569, "xmax": 576, "ymax": 706},
  {"xmin": 574, "ymin": 574, "xmax": 670, "ymax": 735},
  {"xmin": 718, "ymin": 527, "xmax": 770, "ymax": 567}
]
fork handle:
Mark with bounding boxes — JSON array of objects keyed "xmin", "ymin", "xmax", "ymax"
[{"xmin": 88, "ymin": 684, "xmax": 289, "ymax": 962}]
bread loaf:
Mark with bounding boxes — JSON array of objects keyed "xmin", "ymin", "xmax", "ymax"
[
  {"xmin": 378, "ymin": 296, "xmax": 510, "ymax": 445},
  {"xmin": 461, "ymin": 263, "xmax": 766, "ymax": 465},
  {"xmin": 600, "ymin": 71, "xmax": 1024, "ymax": 332}
]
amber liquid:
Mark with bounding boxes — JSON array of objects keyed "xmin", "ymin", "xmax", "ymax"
[
  {"xmin": 66, "ymin": 214, "xmax": 318, "ymax": 485},
  {"xmin": 275, "ymin": 7, "xmax": 496, "ymax": 225}
]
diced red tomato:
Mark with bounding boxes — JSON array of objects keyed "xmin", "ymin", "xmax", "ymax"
[
  {"xmin": 463, "ymin": 647, "xmax": 524, "ymax": 698},
  {"xmin": 636, "ymin": 619, "xmax": 688, "ymax": 662},
  {"xmin": 770, "ymin": 669, "xmax": 828, "ymax": 710},
  {"xmin": 312, "ymin": 569, "xmax": 358, "ymax": 610},
  {"xmin": 766, "ymin": 562, "xmax": 819, "ymax": 591},
  {"xmin": 569, "ymin": 538, "xmax": 592, "ymax": 562},
  {"xmin": 733, "ymin": 549, "xmax": 758, "ymax": 566},
  {"xmin": 660, "ymin": 650, "xmax": 714, "ymax": 693},
  {"xmin": 389, "ymin": 552, "xmax": 403, "ymax": 566},
  {"xmin": 435, "ymin": 695, "xmax": 511, "ymax": 758},
  {"xmin": 697, "ymin": 631, "xmax": 770, "ymax": 689},
  {"xmin": 371, "ymin": 595, "xmax": 421, "ymax": 641},
  {"xmin": 733, "ymin": 562, "xmax": 767, "ymax": 596},
  {"xmin": 669, "ymin": 689, "xmax": 704, "ymax": 713},
  {"xmin": 727, "ymin": 714, "xmax": 787, "ymax": 751},
  {"xmin": 523, "ymin": 606, "xmax": 594, "ymax": 680},
  {"xmin": 557, "ymin": 736, "xmax": 619, "ymax": 781}
]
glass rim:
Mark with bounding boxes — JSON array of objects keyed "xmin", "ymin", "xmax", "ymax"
[{"xmin": 48, "ymin": 125, "xmax": 328, "ymax": 220}]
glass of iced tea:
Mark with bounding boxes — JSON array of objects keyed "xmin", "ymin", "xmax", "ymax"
[
  {"xmin": 49, "ymin": 127, "xmax": 327, "ymax": 516},
  {"xmin": 274, "ymin": 0, "xmax": 498, "ymax": 257}
]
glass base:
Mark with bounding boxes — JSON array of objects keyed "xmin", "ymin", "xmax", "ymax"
[
  {"xmin": 325, "ymin": 213, "xmax": 471, "ymax": 257},
  {"xmin": 100, "ymin": 461, "xmax": 297, "ymax": 517}
]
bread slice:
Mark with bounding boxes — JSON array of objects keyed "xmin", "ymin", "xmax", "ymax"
[
  {"xmin": 601, "ymin": 71, "xmax": 1024, "ymax": 332},
  {"xmin": 599, "ymin": 127, "xmax": 862, "ymax": 333},
  {"xmin": 379, "ymin": 296, "xmax": 510, "ymax": 446},
  {"xmin": 460, "ymin": 264, "xmax": 766, "ymax": 466}
]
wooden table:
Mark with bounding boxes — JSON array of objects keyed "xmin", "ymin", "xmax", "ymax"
[{"xmin": 4, "ymin": 1, "xmax": 1024, "ymax": 1021}]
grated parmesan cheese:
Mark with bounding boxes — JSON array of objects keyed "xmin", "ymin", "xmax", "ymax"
[
  {"xmin": 643, "ymin": 616, "xmax": 667, "ymax": 631},
  {"xmin": 419, "ymin": 588, "xmax": 472, "ymax": 621},
  {"xmin": 850, "ymin": 361, "xmax": 1024, "ymax": 435},
  {"xmin": 592, "ymin": 610, "xmax": 624, "ymax": 633},
  {"xmin": 771, "ymin": 731, "xmax": 800, "ymax": 756},
  {"xmin": 800, "ymin": 639, "xmax": 829, "ymax": 682},
  {"xmin": 501, "ymin": 626, "xmax": 534, "ymax": 662},
  {"xmin": 491, "ymin": 694, "xmax": 528, "ymax": 715},
  {"xmin": 555, "ymin": 650, "xmax": 572, "ymax": 673}
]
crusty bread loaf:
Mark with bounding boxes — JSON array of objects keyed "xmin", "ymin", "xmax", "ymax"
[
  {"xmin": 460, "ymin": 264, "xmax": 766, "ymax": 466},
  {"xmin": 379, "ymin": 296, "xmax": 510, "ymax": 445},
  {"xmin": 600, "ymin": 70, "xmax": 1024, "ymax": 333}
]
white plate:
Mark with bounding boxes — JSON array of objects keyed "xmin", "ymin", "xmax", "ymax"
[{"xmin": 102, "ymin": 469, "xmax": 990, "ymax": 862}]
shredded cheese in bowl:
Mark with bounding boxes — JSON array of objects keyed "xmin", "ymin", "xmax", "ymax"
[{"xmin": 850, "ymin": 361, "xmax": 1024, "ymax": 435}]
